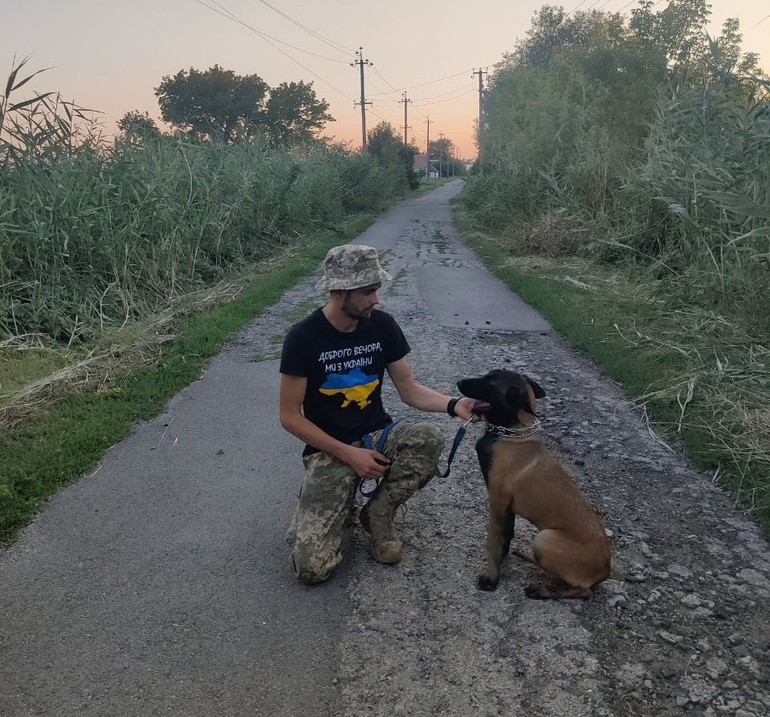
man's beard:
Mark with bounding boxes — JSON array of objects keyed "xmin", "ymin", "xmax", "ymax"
[{"xmin": 342, "ymin": 294, "xmax": 371, "ymax": 321}]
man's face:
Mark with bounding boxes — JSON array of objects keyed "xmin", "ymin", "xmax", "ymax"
[{"xmin": 342, "ymin": 283, "xmax": 381, "ymax": 320}]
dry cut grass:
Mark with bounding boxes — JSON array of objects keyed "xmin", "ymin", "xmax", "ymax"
[
  {"xmin": 0, "ymin": 270, "xmax": 261, "ymax": 429},
  {"xmin": 615, "ymin": 311, "xmax": 770, "ymax": 512}
]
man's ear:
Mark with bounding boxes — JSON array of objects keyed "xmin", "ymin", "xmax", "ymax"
[{"xmin": 526, "ymin": 376, "xmax": 546, "ymax": 399}]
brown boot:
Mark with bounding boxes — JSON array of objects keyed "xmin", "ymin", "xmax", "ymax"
[{"xmin": 360, "ymin": 497, "xmax": 403, "ymax": 564}]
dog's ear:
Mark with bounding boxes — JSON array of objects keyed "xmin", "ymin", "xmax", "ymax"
[
  {"xmin": 505, "ymin": 385, "xmax": 537, "ymax": 417},
  {"xmin": 526, "ymin": 376, "xmax": 546, "ymax": 399}
]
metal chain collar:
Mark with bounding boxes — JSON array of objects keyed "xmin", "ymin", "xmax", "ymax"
[{"xmin": 484, "ymin": 418, "xmax": 542, "ymax": 439}]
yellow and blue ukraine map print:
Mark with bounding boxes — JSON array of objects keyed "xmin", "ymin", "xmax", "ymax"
[{"xmin": 319, "ymin": 366, "xmax": 379, "ymax": 409}]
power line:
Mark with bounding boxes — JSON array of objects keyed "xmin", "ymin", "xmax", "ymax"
[
  {"xmin": 411, "ymin": 82, "xmax": 477, "ymax": 103},
  {"xmin": 368, "ymin": 106, "xmax": 392, "ymax": 125},
  {"xmin": 194, "ymin": 0, "xmax": 486, "ymax": 148},
  {"xmin": 207, "ymin": 0, "xmax": 349, "ymax": 63},
  {"xmin": 371, "ymin": 65, "xmax": 400, "ymax": 93},
  {"xmin": 357, "ymin": 55, "xmax": 480, "ymax": 134},
  {"xmin": 192, "ymin": 0, "xmax": 354, "ymax": 103},
  {"xmin": 412, "ymin": 88, "xmax": 476, "ymax": 108},
  {"xmin": 368, "ymin": 68, "xmax": 478, "ymax": 97},
  {"xmin": 252, "ymin": 0, "xmax": 355, "ymax": 56},
  {"xmin": 583, "ymin": 0, "xmax": 620, "ymax": 12},
  {"xmin": 369, "ymin": 81, "xmax": 475, "ymax": 106},
  {"xmin": 365, "ymin": 75, "xmax": 398, "ymax": 100},
  {"xmin": 567, "ymin": 0, "xmax": 590, "ymax": 14},
  {"xmin": 363, "ymin": 62, "xmax": 489, "ymax": 130},
  {"xmin": 572, "ymin": 0, "xmax": 642, "ymax": 15}
]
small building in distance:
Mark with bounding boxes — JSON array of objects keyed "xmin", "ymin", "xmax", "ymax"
[{"xmin": 412, "ymin": 153, "xmax": 440, "ymax": 179}]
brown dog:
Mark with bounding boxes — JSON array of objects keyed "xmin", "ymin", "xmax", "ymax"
[{"xmin": 457, "ymin": 369, "xmax": 611, "ymax": 599}]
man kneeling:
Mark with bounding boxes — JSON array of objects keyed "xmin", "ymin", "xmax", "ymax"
[{"xmin": 279, "ymin": 244, "xmax": 477, "ymax": 583}]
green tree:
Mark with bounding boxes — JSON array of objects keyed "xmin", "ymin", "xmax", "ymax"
[
  {"xmin": 429, "ymin": 137, "xmax": 461, "ymax": 177},
  {"xmin": 117, "ymin": 110, "xmax": 161, "ymax": 145},
  {"xmin": 503, "ymin": 4, "xmax": 627, "ymax": 70},
  {"xmin": 474, "ymin": 3, "xmax": 677, "ymax": 223},
  {"xmin": 399, "ymin": 142, "xmax": 421, "ymax": 188},
  {"xmin": 263, "ymin": 81, "xmax": 333, "ymax": 145},
  {"xmin": 629, "ymin": 0, "xmax": 711, "ymax": 70},
  {"xmin": 707, "ymin": 18, "xmax": 761, "ymax": 78},
  {"xmin": 367, "ymin": 122, "xmax": 402, "ymax": 161},
  {"xmin": 155, "ymin": 65, "xmax": 268, "ymax": 142},
  {"xmin": 367, "ymin": 122, "xmax": 420, "ymax": 190}
]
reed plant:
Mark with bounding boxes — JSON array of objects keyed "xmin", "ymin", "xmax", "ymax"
[
  {"xmin": 459, "ymin": 7, "xmax": 770, "ymax": 529},
  {"xmin": 456, "ymin": 219, "xmax": 770, "ymax": 532},
  {"xmin": 0, "ymin": 59, "xmax": 409, "ymax": 345},
  {"xmin": 602, "ymin": 76, "xmax": 770, "ymax": 332}
]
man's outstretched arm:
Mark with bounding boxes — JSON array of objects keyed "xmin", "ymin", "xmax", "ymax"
[{"xmin": 386, "ymin": 358, "xmax": 479, "ymax": 421}]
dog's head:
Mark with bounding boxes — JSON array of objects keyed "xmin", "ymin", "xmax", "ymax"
[{"xmin": 457, "ymin": 369, "xmax": 546, "ymax": 428}]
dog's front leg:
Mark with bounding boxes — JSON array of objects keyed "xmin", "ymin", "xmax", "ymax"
[{"xmin": 478, "ymin": 500, "xmax": 512, "ymax": 591}]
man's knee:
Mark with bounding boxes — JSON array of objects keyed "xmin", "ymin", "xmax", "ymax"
[
  {"xmin": 291, "ymin": 543, "xmax": 340, "ymax": 585},
  {"xmin": 388, "ymin": 422, "xmax": 444, "ymax": 491},
  {"xmin": 403, "ymin": 422, "xmax": 445, "ymax": 458}
]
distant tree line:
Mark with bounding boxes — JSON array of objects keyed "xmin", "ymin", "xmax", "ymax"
[{"xmin": 118, "ymin": 65, "xmax": 333, "ymax": 146}]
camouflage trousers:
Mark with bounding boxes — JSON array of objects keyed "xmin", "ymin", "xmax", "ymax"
[{"xmin": 287, "ymin": 421, "xmax": 445, "ymax": 584}]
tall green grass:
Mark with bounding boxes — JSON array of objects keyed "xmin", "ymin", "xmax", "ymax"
[
  {"xmin": 600, "ymin": 78, "xmax": 770, "ymax": 331},
  {"xmin": 459, "ymin": 6, "xmax": 769, "ymax": 531},
  {"xmin": 0, "ymin": 229, "xmax": 366, "ymax": 544},
  {"xmin": 0, "ymin": 57, "xmax": 424, "ymax": 541},
  {"xmin": 457, "ymin": 216, "xmax": 770, "ymax": 534},
  {"xmin": 0, "ymin": 138, "xmax": 410, "ymax": 342},
  {"xmin": 0, "ymin": 59, "xmax": 415, "ymax": 344},
  {"xmin": 464, "ymin": 15, "xmax": 769, "ymax": 335}
]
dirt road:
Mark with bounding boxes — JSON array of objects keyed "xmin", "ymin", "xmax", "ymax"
[{"xmin": 1, "ymin": 181, "xmax": 768, "ymax": 716}]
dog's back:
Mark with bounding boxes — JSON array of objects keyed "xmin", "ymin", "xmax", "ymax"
[{"xmin": 488, "ymin": 436, "xmax": 610, "ymax": 579}]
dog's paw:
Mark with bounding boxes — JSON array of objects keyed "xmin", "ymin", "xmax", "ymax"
[
  {"xmin": 524, "ymin": 584, "xmax": 547, "ymax": 599},
  {"xmin": 477, "ymin": 575, "xmax": 498, "ymax": 591}
]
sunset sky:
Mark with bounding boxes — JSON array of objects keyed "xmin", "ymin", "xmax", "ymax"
[{"xmin": 4, "ymin": 1, "xmax": 769, "ymax": 159}]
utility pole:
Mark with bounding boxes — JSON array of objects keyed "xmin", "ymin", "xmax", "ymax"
[
  {"xmin": 352, "ymin": 47, "xmax": 372, "ymax": 151},
  {"xmin": 472, "ymin": 68, "xmax": 487, "ymax": 129},
  {"xmin": 401, "ymin": 92, "xmax": 412, "ymax": 145},
  {"xmin": 438, "ymin": 131, "xmax": 444, "ymax": 178},
  {"xmin": 424, "ymin": 115, "xmax": 432, "ymax": 180},
  {"xmin": 472, "ymin": 67, "xmax": 487, "ymax": 167}
]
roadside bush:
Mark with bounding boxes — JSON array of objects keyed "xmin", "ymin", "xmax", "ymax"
[
  {"xmin": 462, "ymin": 4, "xmax": 768, "ymax": 334},
  {"xmin": 0, "ymin": 121, "xmax": 411, "ymax": 342},
  {"xmin": 599, "ymin": 78, "xmax": 770, "ymax": 332}
]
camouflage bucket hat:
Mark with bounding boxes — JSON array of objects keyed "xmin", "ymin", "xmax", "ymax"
[{"xmin": 316, "ymin": 244, "xmax": 392, "ymax": 291}]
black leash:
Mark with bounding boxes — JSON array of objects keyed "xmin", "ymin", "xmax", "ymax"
[
  {"xmin": 360, "ymin": 420, "xmax": 401, "ymax": 497},
  {"xmin": 437, "ymin": 418, "xmax": 472, "ymax": 477},
  {"xmin": 359, "ymin": 417, "xmax": 471, "ymax": 496}
]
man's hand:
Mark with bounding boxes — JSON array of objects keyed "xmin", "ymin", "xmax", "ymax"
[
  {"xmin": 341, "ymin": 445, "xmax": 392, "ymax": 479},
  {"xmin": 453, "ymin": 396, "xmax": 486, "ymax": 422}
]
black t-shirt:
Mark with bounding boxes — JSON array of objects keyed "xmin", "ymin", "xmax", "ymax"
[{"xmin": 280, "ymin": 308, "xmax": 410, "ymax": 454}]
